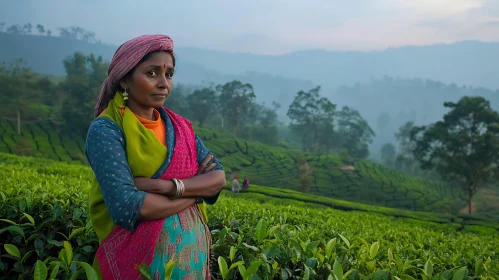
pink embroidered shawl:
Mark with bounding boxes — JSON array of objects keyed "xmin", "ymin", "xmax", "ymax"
[{"xmin": 95, "ymin": 108, "xmax": 202, "ymax": 280}]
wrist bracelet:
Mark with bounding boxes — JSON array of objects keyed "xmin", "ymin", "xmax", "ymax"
[
  {"xmin": 171, "ymin": 178, "xmax": 180, "ymax": 199},
  {"xmin": 171, "ymin": 178, "xmax": 186, "ymax": 199},
  {"xmin": 178, "ymin": 179, "xmax": 185, "ymax": 198}
]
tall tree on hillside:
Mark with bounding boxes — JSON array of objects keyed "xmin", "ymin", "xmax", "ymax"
[
  {"xmin": 186, "ymin": 87, "xmax": 218, "ymax": 127},
  {"xmin": 23, "ymin": 23, "xmax": 32, "ymax": 33},
  {"xmin": 411, "ymin": 96, "xmax": 499, "ymax": 215},
  {"xmin": 216, "ymin": 80, "xmax": 256, "ymax": 137},
  {"xmin": 287, "ymin": 86, "xmax": 336, "ymax": 154},
  {"xmin": 60, "ymin": 52, "xmax": 108, "ymax": 136},
  {"xmin": 87, "ymin": 54, "xmax": 108, "ymax": 92},
  {"xmin": 59, "ymin": 26, "xmax": 97, "ymax": 43},
  {"xmin": 317, "ymin": 120, "xmax": 335, "ymax": 153},
  {"xmin": 36, "ymin": 24, "xmax": 45, "ymax": 35},
  {"xmin": 2, "ymin": 59, "xmax": 39, "ymax": 134},
  {"xmin": 334, "ymin": 106, "xmax": 375, "ymax": 158},
  {"xmin": 6, "ymin": 24, "xmax": 22, "ymax": 34}
]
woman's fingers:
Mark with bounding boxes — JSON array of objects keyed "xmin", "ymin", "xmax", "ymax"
[
  {"xmin": 198, "ymin": 154, "xmax": 213, "ymax": 174},
  {"xmin": 201, "ymin": 162, "xmax": 217, "ymax": 174}
]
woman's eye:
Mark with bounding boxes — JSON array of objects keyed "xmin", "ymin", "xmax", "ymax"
[
  {"xmin": 147, "ymin": 70, "xmax": 157, "ymax": 76},
  {"xmin": 166, "ymin": 73, "xmax": 173, "ymax": 78}
]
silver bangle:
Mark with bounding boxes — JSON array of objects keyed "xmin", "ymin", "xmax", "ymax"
[{"xmin": 171, "ymin": 178, "xmax": 180, "ymax": 199}]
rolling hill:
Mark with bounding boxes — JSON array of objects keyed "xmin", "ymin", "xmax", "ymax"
[{"xmin": 0, "ymin": 118, "xmax": 466, "ymax": 215}]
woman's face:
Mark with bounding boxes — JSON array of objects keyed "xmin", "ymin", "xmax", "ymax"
[{"xmin": 121, "ymin": 51, "xmax": 175, "ymax": 112}]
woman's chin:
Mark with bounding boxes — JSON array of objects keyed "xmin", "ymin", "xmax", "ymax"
[
  {"xmin": 150, "ymin": 96, "xmax": 168, "ymax": 108},
  {"xmin": 149, "ymin": 101, "xmax": 166, "ymax": 108}
]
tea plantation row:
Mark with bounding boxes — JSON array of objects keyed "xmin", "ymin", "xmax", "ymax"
[
  {"xmin": 0, "ymin": 153, "xmax": 497, "ymax": 279},
  {"xmin": 1, "ymin": 118, "xmax": 463, "ymax": 214}
]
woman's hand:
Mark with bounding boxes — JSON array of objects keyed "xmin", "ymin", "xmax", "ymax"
[
  {"xmin": 198, "ymin": 154, "xmax": 217, "ymax": 175},
  {"xmin": 134, "ymin": 153, "xmax": 223, "ymax": 197}
]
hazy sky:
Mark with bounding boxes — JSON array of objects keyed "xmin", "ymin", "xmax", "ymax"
[{"xmin": 1, "ymin": 0, "xmax": 498, "ymax": 54}]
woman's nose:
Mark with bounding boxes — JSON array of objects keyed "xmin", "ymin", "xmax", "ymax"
[{"xmin": 157, "ymin": 76, "xmax": 168, "ymax": 89}]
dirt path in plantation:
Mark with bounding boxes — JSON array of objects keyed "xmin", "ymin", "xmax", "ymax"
[
  {"xmin": 459, "ymin": 202, "xmax": 477, "ymax": 214},
  {"xmin": 459, "ymin": 188, "xmax": 499, "ymax": 215}
]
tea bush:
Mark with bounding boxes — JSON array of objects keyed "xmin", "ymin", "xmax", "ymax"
[{"xmin": 0, "ymin": 154, "xmax": 497, "ymax": 279}]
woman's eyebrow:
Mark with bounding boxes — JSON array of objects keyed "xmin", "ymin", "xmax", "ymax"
[
  {"xmin": 145, "ymin": 64, "xmax": 162, "ymax": 69},
  {"xmin": 145, "ymin": 64, "xmax": 174, "ymax": 70}
]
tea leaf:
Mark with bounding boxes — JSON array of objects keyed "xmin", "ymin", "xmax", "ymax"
[
  {"xmin": 369, "ymin": 242, "xmax": 380, "ymax": 259},
  {"xmin": 338, "ymin": 234, "xmax": 350, "ymax": 249},
  {"xmin": 452, "ymin": 266, "xmax": 468, "ymax": 280},
  {"xmin": 23, "ymin": 213, "xmax": 35, "ymax": 226},
  {"xmin": 4, "ymin": 244, "xmax": 21, "ymax": 259},
  {"xmin": 424, "ymin": 259, "xmax": 433, "ymax": 277},
  {"xmin": 218, "ymin": 256, "xmax": 229, "ymax": 280},
  {"xmin": 73, "ymin": 261, "xmax": 98, "ymax": 280},
  {"xmin": 332, "ymin": 259, "xmax": 343, "ymax": 280},
  {"xmin": 33, "ymin": 260, "xmax": 48, "ymax": 280},
  {"xmin": 68, "ymin": 227, "xmax": 85, "ymax": 240}
]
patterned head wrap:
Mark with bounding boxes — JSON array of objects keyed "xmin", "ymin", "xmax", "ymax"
[{"xmin": 94, "ymin": 34, "xmax": 175, "ymax": 118}]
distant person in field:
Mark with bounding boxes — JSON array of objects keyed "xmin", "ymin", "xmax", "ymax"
[
  {"xmin": 242, "ymin": 177, "xmax": 250, "ymax": 190},
  {"xmin": 85, "ymin": 34, "xmax": 226, "ymax": 280},
  {"xmin": 232, "ymin": 176, "xmax": 241, "ymax": 193}
]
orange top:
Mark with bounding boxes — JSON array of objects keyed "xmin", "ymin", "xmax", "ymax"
[
  {"xmin": 98, "ymin": 108, "xmax": 167, "ymax": 147},
  {"xmin": 133, "ymin": 109, "xmax": 167, "ymax": 147}
]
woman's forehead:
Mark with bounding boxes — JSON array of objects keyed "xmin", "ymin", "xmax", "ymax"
[{"xmin": 140, "ymin": 52, "xmax": 173, "ymax": 67}]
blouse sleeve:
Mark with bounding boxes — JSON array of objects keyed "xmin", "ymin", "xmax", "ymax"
[
  {"xmin": 195, "ymin": 134, "xmax": 224, "ymax": 205},
  {"xmin": 85, "ymin": 118, "xmax": 146, "ymax": 233}
]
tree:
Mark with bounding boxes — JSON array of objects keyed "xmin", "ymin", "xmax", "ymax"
[
  {"xmin": 287, "ymin": 86, "xmax": 336, "ymax": 154},
  {"xmin": 36, "ymin": 24, "xmax": 45, "ymax": 35},
  {"xmin": 411, "ymin": 96, "xmax": 499, "ymax": 214},
  {"xmin": 23, "ymin": 23, "xmax": 32, "ymax": 33},
  {"xmin": 334, "ymin": 106, "xmax": 375, "ymax": 158},
  {"xmin": 60, "ymin": 52, "xmax": 108, "ymax": 136},
  {"xmin": 59, "ymin": 26, "xmax": 97, "ymax": 43},
  {"xmin": 216, "ymin": 80, "xmax": 256, "ymax": 138},
  {"xmin": 6, "ymin": 24, "xmax": 22, "ymax": 34},
  {"xmin": 2, "ymin": 59, "xmax": 39, "ymax": 134},
  {"xmin": 380, "ymin": 143, "xmax": 396, "ymax": 167},
  {"xmin": 186, "ymin": 87, "xmax": 218, "ymax": 127}
]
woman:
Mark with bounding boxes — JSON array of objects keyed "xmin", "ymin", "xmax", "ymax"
[
  {"xmin": 242, "ymin": 177, "xmax": 250, "ymax": 191},
  {"xmin": 231, "ymin": 176, "xmax": 240, "ymax": 193},
  {"xmin": 85, "ymin": 34, "xmax": 226, "ymax": 279}
]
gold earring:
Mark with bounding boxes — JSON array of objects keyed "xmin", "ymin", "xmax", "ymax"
[{"xmin": 123, "ymin": 88, "xmax": 129, "ymax": 101}]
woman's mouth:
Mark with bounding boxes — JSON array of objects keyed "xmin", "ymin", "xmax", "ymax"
[{"xmin": 152, "ymin": 94, "xmax": 168, "ymax": 98}]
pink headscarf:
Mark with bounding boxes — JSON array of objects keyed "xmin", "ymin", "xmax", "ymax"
[{"xmin": 93, "ymin": 34, "xmax": 175, "ymax": 118}]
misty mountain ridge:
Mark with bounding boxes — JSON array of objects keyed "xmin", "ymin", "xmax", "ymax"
[{"xmin": 2, "ymin": 33, "xmax": 499, "ymax": 160}]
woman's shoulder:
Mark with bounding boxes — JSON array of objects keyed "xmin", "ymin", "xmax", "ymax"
[{"xmin": 87, "ymin": 117, "xmax": 123, "ymax": 140}]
